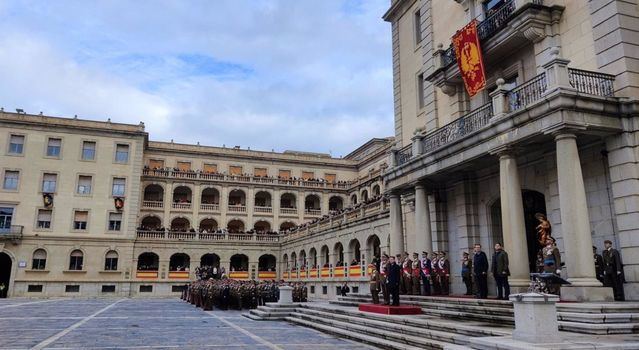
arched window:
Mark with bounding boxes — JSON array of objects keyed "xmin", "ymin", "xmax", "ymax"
[
  {"xmin": 69, "ymin": 250, "xmax": 84, "ymax": 271},
  {"xmin": 143, "ymin": 184, "xmax": 164, "ymax": 202},
  {"xmin": 350, "ymin": 194, "xmax": 358, "ymax": 205},
  {"xmin": 105, "ymin": 250, "xmax": 119, "ymax": 271},
  {"xmin": 137, "ymin": 252, "xmax": 159, "ymax": 271},
  {"xmin": 258, "ymin": 254, "xmax": 277, "ymax": 272},
  {"xmin": 230, "ymin": 254, "xmax": 249, "ymax": 271},
  {"xmin": 32, "ymin": 249, "xmax": 47, "ymax": 270},
  {"xmin": 169, "ymin": 253, "xmax": 190, "ymax": 271}
]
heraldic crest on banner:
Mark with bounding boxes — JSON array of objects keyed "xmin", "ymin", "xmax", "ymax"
[{"xmin": 452, "ymin": 20, "xmax": 486, "ymax": 97}]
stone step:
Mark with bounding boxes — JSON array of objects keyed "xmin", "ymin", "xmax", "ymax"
[
  {"xmin": 557, "ymin": 303, "xmax": 639, "ymax": 314},
  {"xmin": 288, "ymin": 312, "xmax": 452, "ymax": 349},
  {"xmin": 558, "ymin": 311, "xmax": 639, "ymax": 324},
  {"xmin": 286, "ymin": 316, "xmax": 424, "ymax": 350},
  {"xmin": 297, "ymin": 307, "xmax": 470, "ymax": 345},
  {"xmin": 346, "ymin": 293, "xmax": 513, "ymax": 308},
  {"xmin": 303, "ymin": 303, "xmax": 510, "ymax": 338},
  {"xmin": 420, "ymin": 306, "xmax": 515, "ymax": 324},
  {"xmin": 558, "ymin": 320, "xmax": 639, "ymax": 335}
]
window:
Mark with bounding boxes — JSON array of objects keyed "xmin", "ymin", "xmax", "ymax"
[
  {"xmin": 414, "ymin": 9, "xmax": 422, "ymax": 44},
  {"xmin": 279, "ymin": 170, "xmax": 291, "ymax": 179},
  {"xmin": 254, "ymin": 167, "xmax": 267, "ymax": 177},
  {"xmin": 322, "ymin": 286, "xmax": 327, "ymax": 295},
  {"xmin": 139, "ymin": 285, "xmax": 153, "ymax": 293},
  {"xmin": 484, "ymin": 0, "xmax": 506, "ymax": 15},
  {"xmin": 325, "ymin": 174, "xmax": 336, "ymax": 183},
  {"xmin": 36, "ymin": 209, "xmax": 52, "ymax": 229},
  {"xmin": 0, "ymin": 207, "xmax": 13, "ymax": 231},
  {"xmin": 148, "ymin": 159, "xmax": 164, "ymax": 169},
  {"xmin": 42, "ymin": 173, "xmax": 57, "ymax": 193},
  {"xmin": 69, "ymin": 250, "xmax": 84, "ymax": 270},
  {"xmin": 176, "ymin": 161, "xmax": 191, "ymax": 172},
  {"xmin": 302, "ymin": 171, "xmax": 314, "ymax": 180},
  {"xmin": 203, "ymin": 163, "xmax": 217, "ymax": 173},
  {"xmin": 32, "ymin": 249, "xmax": 47, "ymax": 270},
  {"xmin": 112, "ymin": 178, "xmax": 126, "ymax": 196},
  {"xmin": 46, "ymin": 138, "xmax": 62, "ymax": 157},
  {"xmin": 172, "ymin": 285, "xmax": 187, "ymax": 293},
  {"xmin": 81, "ymin": 141, "xmax": 96, "ymax": 160},
  {"xmin": 73, "ymin": 211, "xmax": 88, "ymax": 230},
  {"xmin": 3, "ymin": 170, "xmax": 19, "ymax": 190},
  {"xmin": 101, "ymin": 285, "xmax": 116, "ymax": 293},
  {"xmin": 65, "ymin": 285, "xmax": 80, "ymax": 293},
  {"xmin": 8, "ymin": 135, "xmax": 24, "ymax": 154},
  {"xmin": 310, "ymin": 285, "xmax": 315, "ymax": 294},
  {"xmin": 77, "ymin": 175, "xmax": 92, "ymax": 195},
  {"xmin": 104, "ymin": 250, "xmax": 118, "ymax": 270},
  {"xmin": 28, "ymin": 285, "xmax": 43, "ymax": 293},
  {"xmin": 417, "ymin": 73, "xmax": 425, "ymax": 109},
  {"xmin": 229, "ymin": 165, "xmax": 242, "ymax": 175},
  {"xmin": 115, "ymin": 144, "xmax": 129, "ymax": 163},
  {"xmin": 108, "ymin": 212, "xmax": 122, "ymax": 231}
]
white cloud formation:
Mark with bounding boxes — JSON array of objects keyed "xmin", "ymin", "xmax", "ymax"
[{"xmin": 0, "ymin": 0, "xmax": 393, "ymax": 156}]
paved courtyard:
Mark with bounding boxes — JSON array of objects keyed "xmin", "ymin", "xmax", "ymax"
[{"xmin": 0, "ymin": 298, "xmax": 374, "ymax": 350}]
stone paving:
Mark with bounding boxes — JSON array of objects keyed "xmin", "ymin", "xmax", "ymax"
[{"xmin": 0, "ymin": 298, "xmax": 376, "ymax": 350}]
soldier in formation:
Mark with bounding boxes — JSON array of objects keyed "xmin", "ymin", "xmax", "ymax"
[
  {"xmin": 369, "ymin": 263, "xmax": 380, "ymax": 304},
  {"xmin": 461, "ymin": 252, "xmax": 473, "ymax": 296},
  {"xmin": 411, "ymin": 252, "xmax": 421, "ymax": 295},
  {"xmin": 602, "ymin": 240, "xmax": 625, "ymax": 301},
  {"xmin": 420, "ymin": 251, "xmax": 431, "ymax": 296},
  {"xmin": 184, "ymin": 279, "xmax": 289, "ymax": 310}
]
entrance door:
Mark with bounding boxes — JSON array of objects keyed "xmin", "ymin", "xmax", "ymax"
[
  {"xmin": 0, "ymin": 253, "xmax": 12, "ymax": 298},
  {"xmin": 490, "ymin": 190, "xmax": 547, "ymax": 273}
]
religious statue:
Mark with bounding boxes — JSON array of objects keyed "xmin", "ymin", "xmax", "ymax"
[{"xmin": 535, "ymin": 213, "xmax": 551, "ymax": 246}]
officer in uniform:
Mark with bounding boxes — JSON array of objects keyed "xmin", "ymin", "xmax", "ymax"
[
  {"xmin": 542, "ymin": 238, "xmax": 562, "ymax": 295},
  {"xmin": 386, "ymin": 255, "xmax": 401, "ymax": 306},
  {"xmin": 420, "ymin": 251, "xmax": 431, "ymax": 296},
  {"xmin": 379, "ymin": 254, "xmax": 390, "ymax": 304},
  {"xmin": 410, "ymin": 253, "xmax": 421, "ymax": 295},
  {"xmin": 603, "ymin": 240, "xmax": 625, "ymax": 301},
  {"xmin": 439, "ymin": 251, "xmax": 450, "ymax": 295},
  {"xmin": 402, "ymin": 252, "xmax": 413, "ymax": 295},
  {"xmin": 431, "ymin": 252, "xmax": 441, "ymax": 295},
  {"xmin": 369, "ymin": 263, "xmax": 381, "ymax": 304}
]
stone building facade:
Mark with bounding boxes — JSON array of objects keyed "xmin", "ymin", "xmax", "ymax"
[
  {"xmin": 383, "ymin": 0, "xmax": 639, "ymax": 301},
  {"xmin": 0, "ymin": 111, "xmax": 391, "ymax": 299}
]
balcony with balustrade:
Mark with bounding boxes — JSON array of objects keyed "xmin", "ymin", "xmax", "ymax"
[
  {"xmin": 426, "ymin": 0, "xmax": 560, "ymax": 92},
  {"xmin": 0, "ymin": 225, "xmax": 23, "ymax": 242},
  {"xmin": 388, "ymin": 54, "xmax": 622, "ymax": 188},
  {"xmin": 135, "ymin": 229, "xmax": 281, "ymax": 244}
]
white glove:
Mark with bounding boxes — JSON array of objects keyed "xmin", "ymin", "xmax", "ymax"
[{"xmin": 556, "ymin": 269, "xmax": 561, "ymax": 274}]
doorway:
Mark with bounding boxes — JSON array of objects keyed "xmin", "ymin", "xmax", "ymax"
[
  {"xmin": 490, "ymin": 190, "xmax": 547, "ymax": 273},
  {"xmin": 0, "ymin": 252, "xmax": 12, "ymax": 298}
]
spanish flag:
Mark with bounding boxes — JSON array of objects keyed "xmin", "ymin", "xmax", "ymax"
[{"xmin": 452, "ymin": 20, "xmax": 486, "ymax": 97}]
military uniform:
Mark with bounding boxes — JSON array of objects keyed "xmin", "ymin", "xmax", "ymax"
[
  {"xmin": 401, "ymin": 255, "xmax": 413, "ymax": 295},
  {"xmin": 431, "ymin": 255, "xmax": 441, "ymax": 295},
  {"xmin": 411, "ymin": 253, "xmax": 421, "ymax": 295},
  {"xmin": 420, "ymin": 253, "xmax": 431, "ymax": 296},
  {"xmin": 593, "ymin": 247, "xmax": 604, "ymax": 284},
  {"xmin": 379, "ymin": 256, "xmax": 390, "ymax": 304},
  {"xmin": 439, "ymin": 253, "xmax": 450, "ymax": 295},
  {"xmin": 369, "ymin": 265, "xmax": 381, "ymax": 304},
  {"xmin": 603, "ymin": 243, "xmax": 625, "ymax": 301}
]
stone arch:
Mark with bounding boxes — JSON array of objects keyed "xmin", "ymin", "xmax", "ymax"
[
  {"xmin": 170, "ymin": 217, "xmax": 191, "ymax": 231},
  {"xmin": 253, "ymin": 220, "xmax": 271, "ymax": 233},
  {"xmin": 201, "ymin": 187, "xmax": 220, "ymax": 204},
  {"xmin": 350, "ymin": 194, "xmax": 358, "ymax": 205},
  {"xmin": 366, "ymin": 234, "xmax": 381, "ymax": 261},
  {"xmin": 230, "ymin": 254, "xmax": 249, "ymax": 271},
  {"xmin": 200, "ymin": 253, "xmax": 220, "ymax": 267},
  {"xmin": 143, "ymin": 184, "xmax": 164, "ymax": 201},
  {"xmin": 348, "ymin": 238, "xmax": 361, "ymax": 264},
  {"xmin": 320, "ymin": 245, "xmax": 330, "ymax": 267},
  {"xmin": 299, "ymin": 249, "xmax": 307, "ymax": 268},
  {"xmin": 169, "ymin": 253, "xmax": 190, "ymax": 271},
  {"xmin": 172, "ymin": 185, "xmax": 192, "ymax": 203},
  {"xmin": 199, "ymin": 218, "xmax": 218, "ymax": 232},
  {"xmin": 137, "ymin": 252, "xmax": 159, "ymax": 271},
  {"xmin": 254, "ymin": 190, "xmax": 272, "ymax": 207},
  {"xmin": 259, "ymin": 254, "xmax": 276, "ymax": 272},
  {"xmin": 228, "ymin": 189, "xmax": 246, "ymax": 206},
  {"xmin": 280, "ymin": 192, "xmax": 297, "ymax": 208},
  {"xmin": 227, "ymin": 219, "xmax": 245, "ymax": 233},
  {"xmin": 304, "ymin": 194, "xmax": 321, "ymax": 210},
  {"xmin": 334, "ymin": 242, "xmax": 344, "ymax": 266},
  {"xmin": 372, "ymin": 184, "xmax": 381, "ymax": 197},
  {"xmin": 279, "ymin": 221, "xmax": 296, "ymax": 232},
  {"xmin": 309, "ymin": 247, "xmax": 318, "ymax": 268},
  {"xmin": 361, "ymin": 189, "xmax": 369, "ymax": 202},
  {"xmin": 329, "ymin": 196, "xmax": 344, "ymax": 211},
  {"xmin": 140, "ymin": 215, "xmax": 162, "ymax": 230}
]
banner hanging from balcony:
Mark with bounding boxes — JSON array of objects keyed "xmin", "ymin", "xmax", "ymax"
[{"xmin": 452, "ymin": 20, "xmax": 486, "ymax": 97}]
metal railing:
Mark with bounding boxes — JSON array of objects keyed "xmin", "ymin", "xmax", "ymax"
[
  {"xmin": 396, "ymin": 145, "xmax": 413, "ymax": 166},
  {"xmin": 569, "ymin": 68, "xmax": 615, "ymax": 97},
  {"xmin": 136, "ymin": 230, "xmax": 280, "ymax": 243},
  {"xmin": 422, "ymin": 102, "xmax": 494, "ymax": 154},
  {"xmin": 0, "ymin": 225, "xmax": 23, "ymax": 240},
  {"xmin": 508, "ymin": 73, "xmax": 547, "ymax": 111},
  {"xmin": 440, "ymin": 0, "xmax": 543, "ymax": 70},
  {"xmin": 143, "ymin": 169, "xmax": 352, "ymax": 190}
]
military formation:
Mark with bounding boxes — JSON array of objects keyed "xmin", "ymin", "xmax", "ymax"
[{"xmin": 183, "ymin": 278, "xmax": 308, "ymax": 311}]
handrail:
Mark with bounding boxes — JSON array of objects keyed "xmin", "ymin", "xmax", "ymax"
[
  {"xmin": 422, "ymin": 102, "xmax": 493, "ymax": 154},
  {"xmin": 136, "ymin": 230, "xmax": 280, "ymax": 243},
  {"xmin": 568, "ymin": 68, "xmax": 615, "ymax": 97},
  {"xmin": 0, "ymin": 225, "xmax": 23, "ymax": 240},
  {"xmin": 396, "ymin": 145, "xmax": 413, "ymax": 166},
  {"xmin": 508, "ymin": 73, "xmax": 547, "ymax": 111}
]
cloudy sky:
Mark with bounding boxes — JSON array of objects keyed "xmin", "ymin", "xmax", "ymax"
[{"xmin": 0, "ymin": 1, "xmax": 393, "ymax": 156}]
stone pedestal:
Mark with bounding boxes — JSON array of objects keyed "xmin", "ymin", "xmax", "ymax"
[
  {"xmin": 510, "ymin": 293, "xmax": 560, "ymax": 344},
  {"xmin": 278, "ymin": 285, "xmax": 293, "ymax": 304}
]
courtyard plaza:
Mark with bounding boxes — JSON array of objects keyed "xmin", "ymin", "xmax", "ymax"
[{"xmin": 0, "ymin": 298, "xmax": 374, "ymax": 350}]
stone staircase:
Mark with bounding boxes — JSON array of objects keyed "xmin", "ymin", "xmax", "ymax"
[
  {"xmin": 333, "ymin": 293, "xmax": 639, "ymax": 335},
  {"xmin": 245, "ymin": 301, "xmax": 511, "ymax": 350},
  {"xmin": 244, "ymin": 302, "xmax": 302, "ymax": 320}
]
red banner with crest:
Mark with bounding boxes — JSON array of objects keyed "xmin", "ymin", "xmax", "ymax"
[{"xmin": 452, "ymin": 20, "xmax": 486, "ymax": 97}]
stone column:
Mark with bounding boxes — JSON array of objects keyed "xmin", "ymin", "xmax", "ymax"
[
  {"xmin": 499, "ymin": 152, "xmax": 530, "ymax": 289},
  {"xmin": 414, "ymin": 185, "xmax": 433, "ymax": 254},
  {"xmin": 389, "ymin": 194, "xmax": 404, "ymax": 255},
  {"xmin": 555, "ymin": 133, "xmax": 612, "ymax": 301}
]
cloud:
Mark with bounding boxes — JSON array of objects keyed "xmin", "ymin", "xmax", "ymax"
[{"xmin": 0, "ymin": 0, "xmax": 393, "ymax": 156}]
